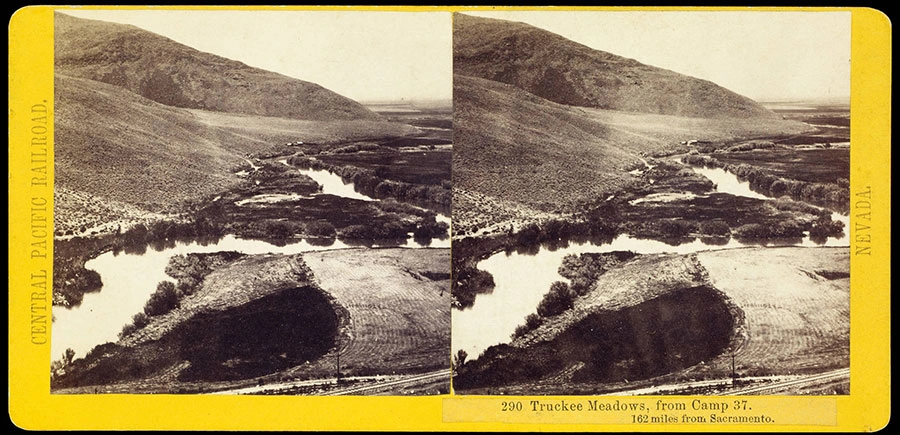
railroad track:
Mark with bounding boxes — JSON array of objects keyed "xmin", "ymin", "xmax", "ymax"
[
  {"xmin": 323, "ymin": 369, "xmax": 449, "ymax": 396},
  {"xmin": 209, "ymin": 369, "xmax": 449, "ymax": 396},
  {"xmin": 725, "ymin": 368, "xmax": 850, "ymax": 396}
]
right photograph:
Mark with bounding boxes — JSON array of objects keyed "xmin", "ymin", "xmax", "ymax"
[{"xmin": 450, "ymin": 11, "xmax": 850, "ymax": 395}]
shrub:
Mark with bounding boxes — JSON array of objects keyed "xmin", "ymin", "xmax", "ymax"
[
  {"xmin": 732, "ymin": 223, "xmax": 769, "ymax": 239},
  {"xmin": 263, "ymin": 220, "xmax": 294, "ymax": 239},
  {"xmin": 699, "ymin": 220, "xmax": 731, "ymax": 236},
  {"xmin": 413, "ymin": 216, "xmax": 449, "ymax": 239},
  {"xmin": 770, "ymin": 220, "xmax": 805, "ymax": 238},
  {"xmin": 809, "ymin": 216, "xmax": 845, "ymax": 238},
  {"xmin": 132, "ymin": 312, "xmax": 150, "ymax": 329},
  {"xmin": 659, "ymin": 219, "xmax": 693, "ymax": 238},
  {"xmin": 512, "ymin": 313, "xmax": 545, "ymax": 339},
  {"xmin": 119, "ymin": 312, "xmax": 151, "ymax": 339},
  {"xmin": 769, "ymin": 179, "xmax": 789, "ymax": 197},
  {"xmin": 537, "ymin": 281, "xmax": 576, "ymax": 318},
  {"xmin": 305, "ymin": 221, "xmax": 336, "ymax": 238},
  {"xmin": 541, "ymin": 219, "xmax": 572, "ymax": 241},
  {"xmin": 144, "ymin": 281, "xmax": 179, "ymax": 317},
  {"xmin": 516, "ymin": 223, "xmax": 541, "ymax": 246},
  {"xmin": 340, "ymin": 224, "xmax": 372, "ymax": 240}
]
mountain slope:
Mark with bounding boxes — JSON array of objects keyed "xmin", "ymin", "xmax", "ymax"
[
  {"xmin": 54, "ymin": 73, "xmax": 415, "ymax": 231},
  {"xmin": 454, "ymin": 14, "xmax": 776, "ymax": 119},
  {"xmin": 451, "ymin": 15, "xmax": 813, "ymax": 233},
  {"xmin": 55, "ymin": 12, "xmax": 379, "ymax": 121},
  {"xmin": 453, "ymin": 74, "xmax": 639, "ymax": 214},
  {"xmin": 54, "ymin": 73, "xmax": 259, "ymax": 212}
]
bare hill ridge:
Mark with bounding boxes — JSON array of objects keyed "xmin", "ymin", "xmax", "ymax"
[
  {"xmin": 454, "ymin": 14, "xmax": 777, "ymax": 119},
  {"xmin": 55, "ymin": 12, "xmax": 379, "ymax": 121}
]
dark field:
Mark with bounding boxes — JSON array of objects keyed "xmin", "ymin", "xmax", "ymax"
[
  {"xmin": 454, "ymin": 285, "xmax": 734, "ymax": 391},
  {"xmin": 317, "ymin": 150, "xmax": 451, "ymax": 185},
  {"xmin": 712, "ymin": 149, "xmax": 849, "ymax": 184},
  {"xmin": 52, "ymin": 283, "xmax": 338, "ymax": 389},
  {"xmin": 624, "ymin": 193, "xmax": 804, "ymax": 228},
  {"xmin": 177, "ymin": 286, "xmax": 338, "ymax": 382}
]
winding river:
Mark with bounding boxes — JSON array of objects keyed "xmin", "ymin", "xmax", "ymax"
[
  {"xmin": 52, "ymin": 169, "xmax": 450, "ymax": 360},
  {"xmin": 451, "ymin": 165, "xmax": 849, "ymax": 360}
]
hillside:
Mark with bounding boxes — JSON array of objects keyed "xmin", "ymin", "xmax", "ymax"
[
  {"xmin": 55, "ymin": 12, "xmax": 379, "ymax": 121},
  {"xmin": 53, "ymin": 13, "xmax": 420, "ymax": 233},
  {"xmin": 54, "ymin": 74, "xmax": 416, "ymax": 232},
  {"xmin": 54, "ymin": 74, "xmax": 247, "ymax": 214},
  {"xmin": 454, "ymin": 14, "xmax": 777, "ymax": 119},
  {"xmin": 453, "ymin": 75, "xmax": 638, "ymax": 214},
  {"xmin": 451, "ymin": 14, "xmax": 813, "ymax": 233}
]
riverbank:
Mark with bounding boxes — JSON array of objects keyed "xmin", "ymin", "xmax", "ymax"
[
  {"xmin": 453, "ymin": 246, "xmax": 849, "ymax": 395},
  {"xmin": 52, "ymin": 247, "xmax": 451, "ymax": 394},
  {"xmin": 449, "ymin": 154, "xmax": 846, "ymax": 311}
]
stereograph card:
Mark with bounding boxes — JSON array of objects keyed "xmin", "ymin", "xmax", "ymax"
[{"xmin": 8, "ymin": 5, "xmax": 890, "ymax": 431}]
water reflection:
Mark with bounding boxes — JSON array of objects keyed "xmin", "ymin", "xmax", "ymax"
[
  {"xmin": 296, "ymin": 167, "xmax": 375, "ymax": 202},
  {"xmin": 688, "ymin": 162, "xmax": 850, "ymax": 244}
]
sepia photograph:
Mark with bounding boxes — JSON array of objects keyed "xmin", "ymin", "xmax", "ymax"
[
  {"xmin": 49, "ymin": 9, "xmax": 453, "ymax": 395},
  {"xmin": 450, "ymin": 11, "xmax": 851, "ymax": 396},
  {"xmin": 7, "ymin": 5, "xmax": 892, "ymax": 431}
]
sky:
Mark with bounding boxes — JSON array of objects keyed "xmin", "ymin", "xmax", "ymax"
[
  {"xmin": 59, "ymin": 8, "xmax": 850, "ymax": 103},
  {"xmin": 467, "ymin": 10, "xmax": 851, "ymax": 102},
  {"xmin": 60, "ymin": 8, "xmax": 452, "ymax": 103}
]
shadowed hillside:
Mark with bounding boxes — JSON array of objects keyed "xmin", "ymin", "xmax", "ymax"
[
  {"xmin": 55, "ymin": 12, "xmax": 379, "ymax": 121},
  {"xmin": 454, "ymin": 14, "xmax": 777, "ymax": 119},
  {"xmin": 453, "ymin": 75, "xmax": 638, "ymax": 213}
]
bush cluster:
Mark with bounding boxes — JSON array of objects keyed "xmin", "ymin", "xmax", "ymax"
[
  {"xmin": 537, "ymin": 281, "xmax": 576, "ymax": 318},
  {"xmin": 291, "ymin": 158, "xmax": 451, "ymax": 207},
  {"xmin": 682, "ymin": 155, "xmax": 850, "ymax": 208},
  {"xmin": 305, "ymin": 221, "xmax": 337, "ymax": 238},
  {"xmin": 452, "ymin": 265, "xmax": 495, "ymax": 309},
  {"xmin": 339, "ymin": 221, "xmax": 409, "ymax": 240}
]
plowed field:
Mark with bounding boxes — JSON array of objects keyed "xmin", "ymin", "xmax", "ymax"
[{"xmin": 302, "ymin": 248, "xmax": 451, "ymax": 376}]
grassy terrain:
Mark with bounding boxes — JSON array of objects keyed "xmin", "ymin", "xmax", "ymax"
[
  {"xmin": 450, "ymin": 14, "xmax": 817, "ymax": 237},
  {"xmin": 692, "ymin": 247, "xmax": 849, "ymax": 377},
  {"xmin": 454, "ymin": 247, "xmax": 849, "ymax": 395},
  {"xmin": 54, "ymin": 12, "xmax": 421, "ymax": 234},
  {"xmin": 52, "ymin": 248, "xmax": 451, "ymax": 394},
  {"xmin": 54, "ymin": 73, "xmax": 418, "ymax": 233},
  {"xmin": 300, "ymin": 248, "xmax": 451, "ymax": 377},
  {"xmin": 451, "ymin": 74, "xmax": 813, "ymax": 234},
  {"xmin": 453, "ymin": 75, "xmax": 638, "ymax": 218},
  {"xmin": 581, "ymin": 107, "xmax": 816, "ymax": 146}
]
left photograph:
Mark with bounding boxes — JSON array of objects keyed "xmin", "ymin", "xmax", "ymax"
[{"xmin": 50, "ymin": 9, "xmax": 452, "ymax": 395}]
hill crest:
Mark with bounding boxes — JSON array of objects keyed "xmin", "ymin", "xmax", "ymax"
[
  {"xmin": 454, "ymin": 13, "xmax": 777, "ymax": 119},
  {"xmin": 55, "ymin": 12, "xmax": 379, "ymax": 121}
]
